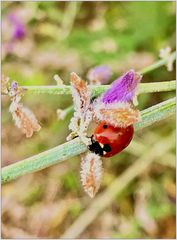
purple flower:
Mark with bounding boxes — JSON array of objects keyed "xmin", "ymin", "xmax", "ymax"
[
  {"xmin": 13, "ymin": 24, "xmax": 26, "ymax": 40},
  {"xmin": 11, "ymin": 81, "xmax": 18, "ymax": 91},
  {"xmin": 102, "ymin": 70, "xmax": 142, "ymax": 104},
  {"xmin": 8, "ymin": 14, "xmax": 26, "ymax": 40},
  {"xmin": 87, "ymin": 65, "xmax": 112, "ymax": 84}
]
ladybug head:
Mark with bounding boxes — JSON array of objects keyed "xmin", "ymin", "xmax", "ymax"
[{"xmin": 88, "ymin": 135, "xmax": 112, "ymax": 157}]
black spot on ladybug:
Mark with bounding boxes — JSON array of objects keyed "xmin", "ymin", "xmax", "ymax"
[
  {"xmin": 88, "ymin": 136, "xmax": 104, "ymax": 156},
  {"xmin": 103, "ymin": 144, "xmax": 112, "ymax": 152},
  {"xmin": 103, "ymin": 124, "xmax": 108, "ymax": 129}
]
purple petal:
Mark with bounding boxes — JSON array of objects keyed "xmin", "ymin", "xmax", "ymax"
[
  {"xmin": 87, "ymin": 65, "xmax": 112, "ymax": 84},
  {"xmin": 102, "ymin": 70, "xmax": 142, "ymax": 104},
  {"xmin": 8, "ymin": 13, "xmax": 26, "ymax": 40},
  {"xmin": 13, "ymin": 24, "xmax": 26, "ymax": 40},
  {"xmin": 11, "ymin": 81, "xmax": 18, "ymax": 90}
]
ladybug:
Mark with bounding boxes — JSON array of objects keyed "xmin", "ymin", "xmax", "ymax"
[{"xmin": 88, "ymin": 121, "xmax": 134, "ymax": 157}]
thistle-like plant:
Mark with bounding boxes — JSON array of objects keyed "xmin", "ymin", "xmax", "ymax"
[{"xmin": 67, "ymin": 70, "xmax": 142, "ymax": 197}]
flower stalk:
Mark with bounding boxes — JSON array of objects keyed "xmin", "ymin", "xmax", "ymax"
[
  {"xmin": 21, "ymin": 80, "xmax": 176, "ymax": 96},
  {"xmin": 19, "ymin": 51, "xmax": 176, "ymax": 95},
  {"xmin": 140, "ymin": 51, "xmax": 176, "ymax": 74},
  {"xmin": 2, "ymin": 97, "xmax": 175, "ymax": 184}
]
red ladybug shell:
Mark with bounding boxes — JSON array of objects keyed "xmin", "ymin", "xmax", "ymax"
[{"xmin": 90, "ymin": 121, "xmax": 134, "ymax": 157}]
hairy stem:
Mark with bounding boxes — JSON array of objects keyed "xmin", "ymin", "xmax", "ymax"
[
  {"xmin": 21, "ymin": 80, "xmax": 176, "ymax": 96},
  {"xmin": 19, "ymin": 51, "xmax": 176, "ymax": 95},
  {"xmin": 56, "ymin": 80, "xmax": 176, "ymax": 120},
  {"xmin": 2, "ymin": 97, "xmax": 175, "ymax": 184},
  {"xmin": 135, "ymin": 97, "xmax": 176, "ymax": 130}
]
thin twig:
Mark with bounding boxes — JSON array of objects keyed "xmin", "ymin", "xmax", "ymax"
[
  {"xmin": 140, "ymin": 51, "xmax": 176, "ymax": 74},
  {"xmin": 1, "ymin": 97, "xmax": 175, "ymax": 184},
  {"xmin": 60, "ymin": 2, "xmax": 81, "ymax": 39}
]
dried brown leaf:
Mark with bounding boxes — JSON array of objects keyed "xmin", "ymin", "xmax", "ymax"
[
  {"xmin": 80, "ymin": 152, "xmax": 103, "ymax": 198},
  {"xmin": 70, "ymin": 72, "xmax": 90, "ymax": 115},
  {"xmin": 67, "ymin": 72, "xmax": 93, "ymax": 144},
  {"xmin": 94, "ymin": 101, "xmax": 141, "ymax": 128},
  {"xmin": 9, "ymin": 101, "xmax": 41, "ymax": 138}
]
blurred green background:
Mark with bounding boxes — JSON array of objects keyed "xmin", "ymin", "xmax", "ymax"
[{"xmin": 2, "ymin": 1, "xmax": 176, "ymax": 238}]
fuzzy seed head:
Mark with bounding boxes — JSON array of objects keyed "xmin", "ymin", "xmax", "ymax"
[
  {"xmin": 9, "ymin": 101, "xmax": 41, "ymax": 138},
  {"xmin": 80, "ymin": 152, "xmax": 103, "ymax": 198}
]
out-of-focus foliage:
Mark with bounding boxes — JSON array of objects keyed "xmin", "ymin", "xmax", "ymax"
[{"xmin": 2, "ymin": 1, "xmax": 176, "ymax": 238}]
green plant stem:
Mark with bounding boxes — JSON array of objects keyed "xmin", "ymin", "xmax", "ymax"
[
  {"xmin": 20, "ymin": 51, "xmax": 176, "ymax": 95},
  {"xmin": 1, "ymin": 97, "xmax": 175, "ymax": 184},
  {"xmin": 22, "ymin": 80, "xmax": 176, "ymax": 96},
  {"xmin": 140, "ymin": 51, "xmax": 176, "ymax": 74},
  {"xmin": 135, "ymin": 97, "xmax": 176, "ymax": 130},
  {"xmin": 61, "ymin": 2, "xmax": 81, "ymax": 39},
  {"xmin": 56, "ymin": 80, "xmax": 176, "ymax": 120}
]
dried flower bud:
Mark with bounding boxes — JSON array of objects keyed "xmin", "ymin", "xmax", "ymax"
[
  {"xmin": 93, "ymin": 101, "xmax": 141, "ymax": 128},
  {"xmin": 3, "ymin": 75, "xmax": 41, "ymax": 138},
  {"xmin": 9, "ymin": 101, "xmax": 41, "ymax": 138},
  {"xmin": 93, "ymin": 70, "xmax": 142, "ymax": 127},
  {"xmin": 56, "ymin": 108, "xmax": 66, "ymax": 120},
  {"xmin": 8, "ymin": 81, "xmax": 26, "ymax": 100},
  {"xmin": 159, "ymin": 46, "xmax": 174, "ymax": 72},
  {"xmin": 11, "ymin": 81, "xmax": 18, "ymax": 90},
  {"xmin": 80, "ymin": 152, "xmax": 103, "ymax": 198},
  {"xmin": 67, "ymin": 72, "xmax": 93, "ymax": 144},
  {"xmin": 53, "ymin": 74, "xmax": 64, "ymax": 85},
  {"xmin": 102, "ymin": 70, "xmax": 142, "ymax": 104},
  {"xmin": 8, "ymin": 13, "xmax": 26, "ymax": 40},
  {"xmin": 70, "ymin": 72, "xmax": 91, "ymax": 115},
  {"xmin": 87, "ymin": 65, "xmax": 112, "ymax": 85},
  {"xmin": 2, "ymin": 74, "xmax": 10, "ymax": 94},
  {"xmin": 159, "ymin": 46, "xmax": 171, "ymax": 59}
]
